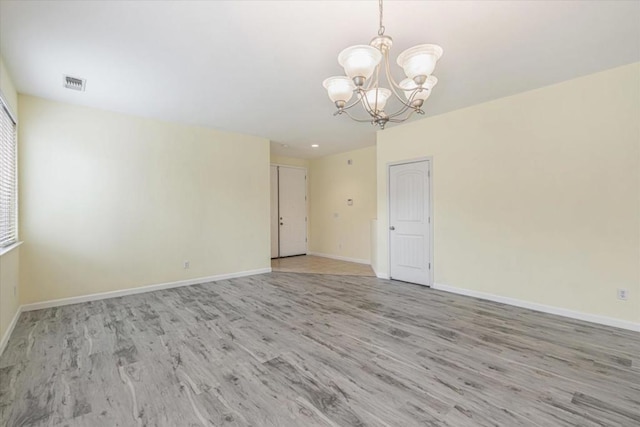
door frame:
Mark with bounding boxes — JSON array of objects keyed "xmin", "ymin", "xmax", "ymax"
[
  {"xmin": 270, "ymin": 165, "xmax": 280, "ymax": 259},
  {"xmin": 387, "ymin": 157, "xmax": 434, "ymax": 286},
  {"xmin": 270, "ymin": 164, "xmax": 309, "ymax": 257}
]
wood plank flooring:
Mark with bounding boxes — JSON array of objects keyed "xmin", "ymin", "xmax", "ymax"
[
  {"xmin": 1, "ymin": 272, "xmax": 639, "ymax": 426},
  {"xmin": 271, "ymin": 255, "xmax": 375, "ymax": 277}
]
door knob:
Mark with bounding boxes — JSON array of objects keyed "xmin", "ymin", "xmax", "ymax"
[
  {"xmin": 389, "ymin": 226, "xmax": 395, "ymax": 230},
  {"xmin": 280, "ymin": 222, "xmax": 284, "ymax": 226}
]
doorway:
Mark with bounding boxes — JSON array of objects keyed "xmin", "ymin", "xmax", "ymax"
[
  {"xmin": 388, "ymin": 159, "xmax": 432, "ymax": 286},
  {"xmin": 271, "ymin": 165, "xmax": 307, "ymax": 258}
]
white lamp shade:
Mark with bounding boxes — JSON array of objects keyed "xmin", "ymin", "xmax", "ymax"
[
  {"xmin": 338, "ymin": 45, "xmax": 382, "ymax": 80},
  {"xmin": 399, "ymin": 75, "xmax": 438, "ymax": 101},
  {"xmin": 396, "ymin": 44, "xmax": 443, "ymax": 79},
  {"xmin": 364, "ymin": 88, "xmax": 391, "ymax": 112},
  {"xmin": 323, "ymin": 76, "xmax": 355, "ymax": 103}
]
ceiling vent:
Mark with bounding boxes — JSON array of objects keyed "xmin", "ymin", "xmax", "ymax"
[{"xmin": 63, "ymin": 75, "xmax": 86, "ymax": 91}]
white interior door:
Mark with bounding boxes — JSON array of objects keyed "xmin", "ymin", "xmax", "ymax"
[
  {"xmin": 389, "ymin": 160, "xmax": 431, "ymax": 286},
  {"xmin": 270, "ymin": 165, "xmax": 279, "ymax": 258},
  {"xmin": 278, "ymin": 166, "xmax": 307, "ymax": 257}
]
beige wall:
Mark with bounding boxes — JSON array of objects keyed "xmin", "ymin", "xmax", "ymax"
[
  {"xmin": 0, "ymin": 247, "xmax": 20, "ymax": 339},
  {"xmin": 376, "ymin": 63, "xmax": 640, "ymax": 325},
  {"xmin": 19, "ymin": 95, "xmax": 271, "ymax": 304},
  {"xmin": 0, "ymin": 55, "xmax": 20, "ymax": 344},
  {"xmin": 309, "ymin": 146, "xmax": 376, "ymax": 262}
]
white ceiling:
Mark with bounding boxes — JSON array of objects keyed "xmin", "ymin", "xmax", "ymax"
[{"xmin": 1, "ymin": 1, "xmax": 639, "ymax": 158}]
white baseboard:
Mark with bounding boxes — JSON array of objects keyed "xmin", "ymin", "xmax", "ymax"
[
  {"xmin": 21, "ymin": 268, "xmax": 272, "ymax": 312},
  {"xmin": 1, "ymin": 268, "xmax": 271, "ymax": 356},
  {"xmin": 371, "ymin": 265, "xmax": 389, "ymax": 279},
  {"xmin": 432, "ymin": 283, "xmax": 640, "ymax": 332},
  {"xmin": 307, "ymin": 252, "xmax": 370, "ymax": 265},
  {"xmin": 0, "ymin": 305, "xmax": 23, "ymax": 356}
]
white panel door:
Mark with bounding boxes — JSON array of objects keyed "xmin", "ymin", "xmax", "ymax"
[
  {"xmin": 389, "ymin": 160, "xmax": 431, "ymax": 286},
  {"xmin": 278, "ymin": 167, "xmax": 307, "ymax": 257},
  {"xmin": 270, "ymin": 165, "xmax": 279, "ymax": 258}
]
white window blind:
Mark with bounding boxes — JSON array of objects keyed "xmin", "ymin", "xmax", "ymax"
[{"xmin": 0, "ymin": 98, "xmax": 17, "ymax": 248}]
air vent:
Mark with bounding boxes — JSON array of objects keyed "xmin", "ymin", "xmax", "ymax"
[{"xmin": 63, "ymin": 75, "xmax": 86, "ymax": 91}]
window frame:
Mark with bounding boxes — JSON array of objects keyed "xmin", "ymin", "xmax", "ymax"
[{"xmin": 0, "ymin": 91, "xmax": 19, "ymax": 253}]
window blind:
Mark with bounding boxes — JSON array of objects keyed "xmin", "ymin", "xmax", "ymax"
[{"xmin": 0, "ymin": 99, "xmax": 17, "ymax": 248}]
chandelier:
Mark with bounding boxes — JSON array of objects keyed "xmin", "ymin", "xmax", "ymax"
[{"xmin": 323, "ymin": 0, "xmax": 443, "ymax": 129}]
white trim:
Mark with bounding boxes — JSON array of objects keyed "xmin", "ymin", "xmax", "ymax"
[
  {"xmin": 433, "ymin": 283, "xmax": 640, "ymax": 332},
  {"xmin": 0, "ymin": 305, "xmax": 22, "ymax": 356},
  {"xmin": 372, "ymin": 266, "xmax": 390, "ymax": 280},
  {"xmin": 21, "ymin": 268, "xmax": 272, "ymax": 312},
  {"xmin": 307, "ymin": 252, "xmax": 370, "ymax": 265},
  {"xmin": 0, "ymin": 240, "xmax": 22, "ymax": 257},
  {"xmin": 1, "ymin": 268, "xmax": 271, "ymax": 356},
  {"xmin": 270, "ymin": 163, "xmax": 307, "ymax": 170}
]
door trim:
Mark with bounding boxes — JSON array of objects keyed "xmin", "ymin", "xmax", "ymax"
[
  {"xmin": 270, "ymin": 165, "xmax": 280, "ymax": 259},
  {"xmin": 270, "ymin": 163, "xmax": 307, "ymax": 170},
  {"xmin": 387, "ymin": 157, "xmax": 434, "ymax": 287}
]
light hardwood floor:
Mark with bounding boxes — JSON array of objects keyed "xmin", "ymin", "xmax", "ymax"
[
  {"xmin": 1, "ymin": 272, "xmax": 639, "ymax": 426},
  {"xmin": 271, "ymin": 255, "xmax": 375, "ymax": 276}
]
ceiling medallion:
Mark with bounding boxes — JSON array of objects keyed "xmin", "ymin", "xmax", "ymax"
[{"xmin": 323, "ymin": 0, "xmax": 443, "ymax": 129}]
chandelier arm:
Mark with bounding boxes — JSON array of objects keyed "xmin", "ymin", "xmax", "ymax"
[
  {"xmin": 373, "ymin": 64, "xmax": 381, "ymax": 114},
  {"xmin": 359, "ymin": 87, "xmax": 378, "ymax": 116},
  {"xmin": 388, "ymin": 109, "xmax": 419, "ymax": 123},
  {"xmin": 382, "ymin": 53, "xmax": 427, "ymax": 118},
  {"xmin": 364, "ymin": 77, "xmax": 374, "ymax": 91},
  {"xmin": 385, "ymin": 103, "xmax": 414, "ymax": 120},
  {"xmin": 371, "ymin": 62, "xmax": 381, "ymax": 95},
  {"xmin": 342, "ymin": 109, "xmax": 378, "ymax": 123},
  {"xmin": 338, "ymin": 90, "xmax": 367, "ymax": 111},
  {"xmin": 341, "ymin": 101, "xmax": 362, "ymax": 111},
  {"xmin": 389, "ymin": 87, "xmax": 428, "ymax": 117},
  {"xmin": 389, "ymin": 90, "xmax": 427, "ymax": 120},
  {"xmin": 399, "ymin": 85, "xmax": 424, "ymax": 109},
  {"xmin": 361, "ymin": 69, "xmax": 376, "ymax": 91},
  {"xmin": 364, "ymin": 78, "xmax": 374, "ymax": 92},
  {"xmin": 369, "ymin": 61, "xmax": 390, "ymax": 116},
  {"xmin": 384, "ymin": 88, "xmax": 423, "ymax": 118},
  {"xmin": 382, "ymin": 48, "xmax": 408, "ymax": 93}
]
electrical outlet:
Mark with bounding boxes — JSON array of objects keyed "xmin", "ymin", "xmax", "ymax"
[
  {"xmin": 617, "ymin": 288, "xmax": 628, "ymax": 300},
  {"xmin": 184, "ymin": 261, "xmax": 190, "ymax": 269}
]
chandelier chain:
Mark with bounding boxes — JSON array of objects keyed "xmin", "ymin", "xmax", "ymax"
[{"xmin": 378, "ymin": 0, "xmax": 385, "ymax": 36}]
